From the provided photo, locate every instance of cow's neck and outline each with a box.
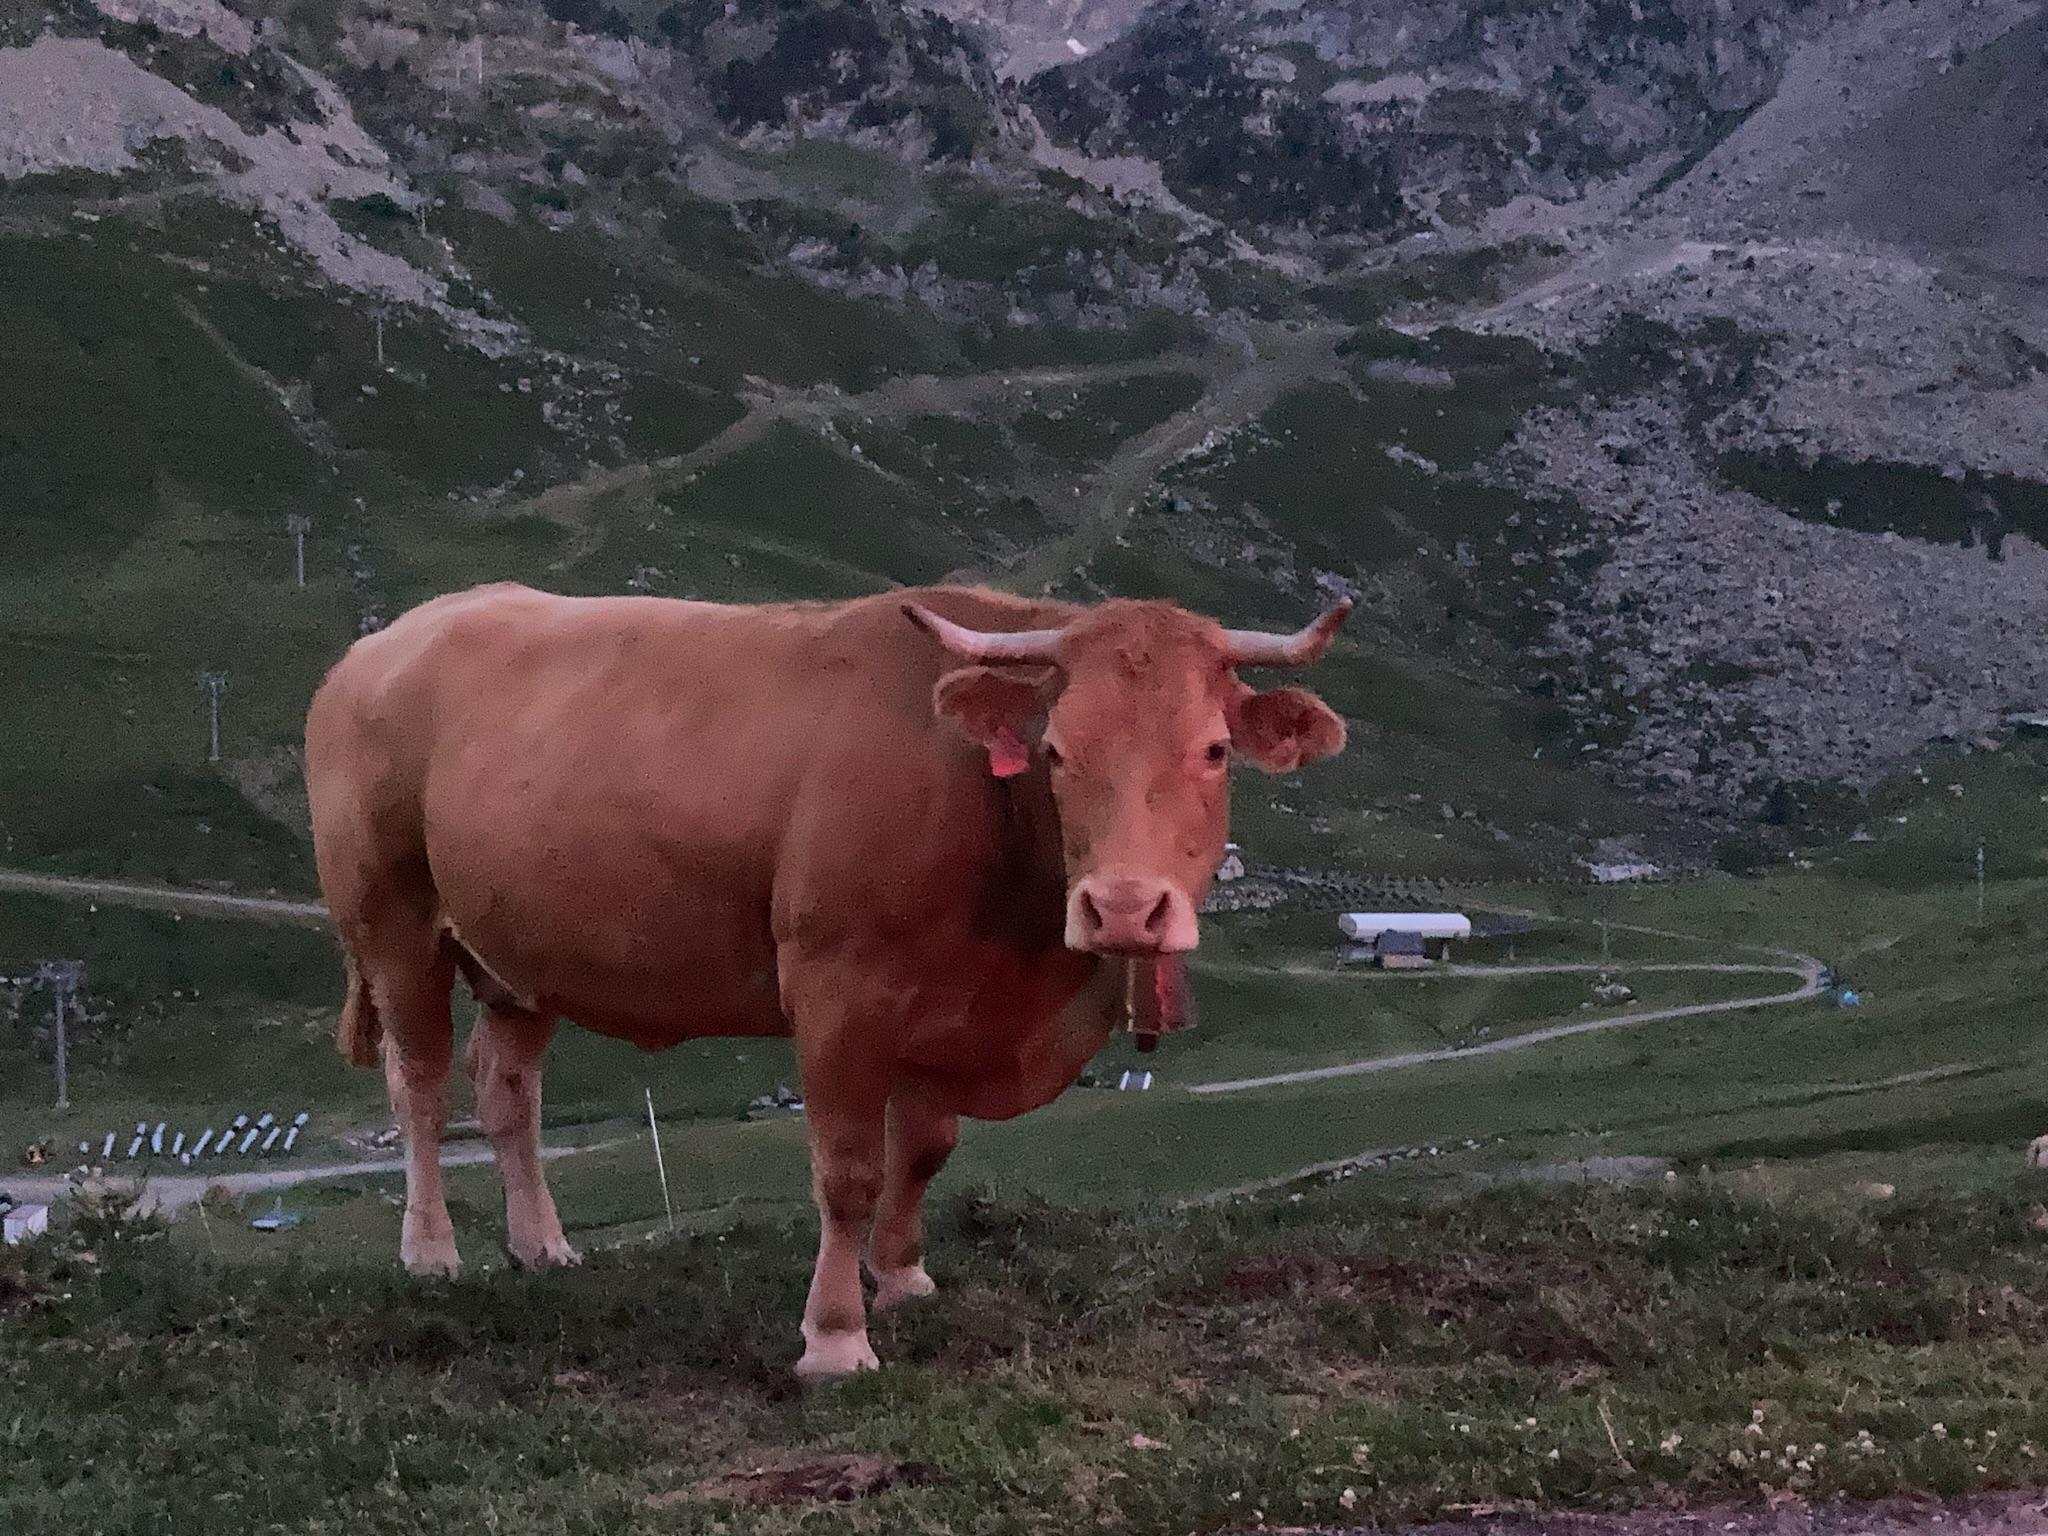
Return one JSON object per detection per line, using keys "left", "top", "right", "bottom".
{"left": 981, "top": 764, "right": 1072, "bottom": 953}
{"left": 992, "top": 767, "right": 1126, "bottom": 1017}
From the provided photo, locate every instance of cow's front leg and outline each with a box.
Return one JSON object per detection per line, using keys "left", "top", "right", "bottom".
{"left": 868, "top": 1087, "right": 959, "bottom": 1310}
{"left": 794, "top": 1053, "right": 891, "bottom": 1379}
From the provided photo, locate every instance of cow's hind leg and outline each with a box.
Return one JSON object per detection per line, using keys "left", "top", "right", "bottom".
{"left": 868, "top": 1088, "right": 958, "bottom": 1311}
{"left": 375, "top": 957, "right": 461, "bottom": 1278}
{"left": 467, "top": 1007, "right": 578, "bottom": 1269}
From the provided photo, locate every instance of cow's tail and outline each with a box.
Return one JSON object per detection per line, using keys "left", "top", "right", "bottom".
{"left": 338, "top": 949, "right": 383, "bottom": 1068}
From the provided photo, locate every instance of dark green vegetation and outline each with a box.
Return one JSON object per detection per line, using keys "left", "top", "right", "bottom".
{"left": 1722, "top": 450, "right": 2048, "bottom": 556}
{"left": 11, "top": 1167, "right": 2048, "bottom": 1535}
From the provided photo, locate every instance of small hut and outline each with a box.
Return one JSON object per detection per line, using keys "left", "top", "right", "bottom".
{"left": 1337, "top": 913, "right": 1472, "bottom": 944}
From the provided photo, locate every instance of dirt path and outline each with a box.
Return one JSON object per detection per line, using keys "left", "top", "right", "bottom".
{"left": 503, "top": 319, "right": 1350, "bottom": 593}
{"left": 1439, "top": 960, "right": 1803, "bottom": 979}
{"left": 1187, "top": 956, "right": 1824, "bottom": 1095}
{"left": 0, "top": 868, "right": 328, "bottom": 925}
{"left": 1012, "top": 319, "right": 1350, "bottom": 590}
{"left": 1209, "top": 959, "right": 1806, "bottom": 983}
{"left": 506, "top": 352, "right": 1221, "bottom": 569}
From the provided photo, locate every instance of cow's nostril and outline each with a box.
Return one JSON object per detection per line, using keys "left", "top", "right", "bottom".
{"left": 1144, "top": 890, "right": 1173, "bottom": 934}
{"left": 1078, "top": 889, "right": 1102, "bottom": 932}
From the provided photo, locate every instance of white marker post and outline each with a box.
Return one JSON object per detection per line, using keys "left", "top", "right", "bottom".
{"left": 645, "top": 1088, "right": 675, "bottom": 1232}
{"left": 198, "top": 670, "right": 230, "bottom": 764}
{"left": 287, "top": 514, "right": 310, "bottom": 588}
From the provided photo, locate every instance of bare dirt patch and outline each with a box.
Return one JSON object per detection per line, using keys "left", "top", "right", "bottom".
{"left": 650, "top": 1453, "right": 940, "bottom": 1508}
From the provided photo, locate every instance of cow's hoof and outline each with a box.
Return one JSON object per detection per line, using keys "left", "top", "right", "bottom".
{"left": 511, "top": 1234, "right": 582, "bottom": 1269}
{"left": 401, "top": 1214, "right": 461, "bottom": 1277}
{"left": 403, "top": 1244, "right": 462, "bottom": 1280}
{"left": 871, "top": 1264, "right": 937, "bottom": 1311}
{"left": 795, "top": 1329, "right": 880, "bottom": 1380}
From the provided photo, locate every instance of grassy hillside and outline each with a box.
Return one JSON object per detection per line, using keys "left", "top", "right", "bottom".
{"left": 10, "top": 1164, "right": 2048, "bottom": 1534}
{"left": 14, "top": 844, "right": 2048, "bottom": 1532}
{"left": 0, "top": 179, "right": 1675, "bottom": 893}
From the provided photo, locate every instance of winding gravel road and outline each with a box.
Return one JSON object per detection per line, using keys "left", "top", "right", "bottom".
{"left": 1187, "top": 956, "right": 1825, "bottom": 1095}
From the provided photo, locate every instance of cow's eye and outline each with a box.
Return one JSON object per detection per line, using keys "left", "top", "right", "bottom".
{"left": 1205, "top": 740, "right": 1231, "bottom": 766}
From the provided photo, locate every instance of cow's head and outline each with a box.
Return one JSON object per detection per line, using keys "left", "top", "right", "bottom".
{"left": 905, "top": 596, "right": 1350, "bottom": 956}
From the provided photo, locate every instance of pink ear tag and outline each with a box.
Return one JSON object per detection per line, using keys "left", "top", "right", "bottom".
{"left": 988, "top": 727, "right": 1031, "bottom": 778}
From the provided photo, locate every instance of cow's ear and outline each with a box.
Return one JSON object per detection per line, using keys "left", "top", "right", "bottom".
{"left": 1229, "top": 686, "right": 1347, "bottom": 774}
{"left": 933, "top": 666, "right": 1057, "bottom": 778}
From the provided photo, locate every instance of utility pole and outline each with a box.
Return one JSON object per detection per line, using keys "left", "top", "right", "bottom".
{"left": 373, "top": 306, "right": 386, "bottom": 369}
{"left": 287, "top": 514, "right": 310, "bottom": 588}
{"left": 1977, "top": 842, "right": 1986, "bottom": 920}
{"left": 198, "top": 670, "right": 229, "bottom": 764}
{"left": 33, "top": 960, "right": 81, "bottom": 1109}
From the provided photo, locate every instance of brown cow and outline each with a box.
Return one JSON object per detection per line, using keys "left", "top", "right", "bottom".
{"left": 304, "top": 582, "right": 1348, "bottom": 1376}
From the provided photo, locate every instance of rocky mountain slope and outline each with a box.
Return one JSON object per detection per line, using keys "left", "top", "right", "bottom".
{"left": 0, "top": 0, "right": 2042, "bottom": 883}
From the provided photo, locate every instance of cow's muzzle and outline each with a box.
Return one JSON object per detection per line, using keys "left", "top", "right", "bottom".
{"left": 1065, "top": 873, "right": 1199, "bottom": 955}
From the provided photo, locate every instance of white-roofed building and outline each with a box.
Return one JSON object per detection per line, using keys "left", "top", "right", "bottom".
{"left": 1337, "top": 912, "right": 1472, "bottom": 943}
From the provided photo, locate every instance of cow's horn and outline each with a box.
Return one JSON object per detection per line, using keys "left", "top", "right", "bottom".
{"left": 902, "top": 603, "right": 1065, "bottom": 664}
{"left": 1220, "top": 597, "right": 1354, "bottom": 667}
